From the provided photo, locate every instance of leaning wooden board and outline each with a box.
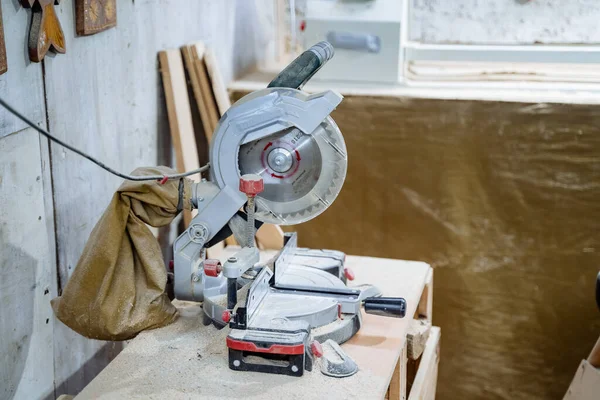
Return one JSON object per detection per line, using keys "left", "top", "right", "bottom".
{"left": 181, "top": 42, "right": 219, "bottom": 141}
{"left": 75, "top": 252, "right": 434, "bottom": 400}
{"left": 158, "top": 49, "right": 200, "bottom": 227}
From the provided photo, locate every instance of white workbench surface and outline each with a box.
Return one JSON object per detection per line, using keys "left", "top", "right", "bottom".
{"left": 75, "top": 251, "right": 431, "bottom": 400}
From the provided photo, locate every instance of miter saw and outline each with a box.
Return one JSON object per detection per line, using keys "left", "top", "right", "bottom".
{"left": 172, "top": 42, "right": 406, "bottom": 377}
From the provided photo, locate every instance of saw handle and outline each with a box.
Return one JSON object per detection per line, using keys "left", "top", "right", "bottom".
{"left": 364, "top": 297, "right": 407, "bottom": 318}
{"left": 267, "top": 41, "right": 334, "bottom": 89}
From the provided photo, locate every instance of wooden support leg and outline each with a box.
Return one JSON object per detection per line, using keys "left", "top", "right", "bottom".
{"left": 408, "top": 327, "right": 441, "bottom": 400}
{"left": 388, "top": 342, "right": 408, "bottom": 400}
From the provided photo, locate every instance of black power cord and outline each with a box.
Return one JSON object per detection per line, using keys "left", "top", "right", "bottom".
{"left": 0, "top": 97, "right": 209, "bottom": 182}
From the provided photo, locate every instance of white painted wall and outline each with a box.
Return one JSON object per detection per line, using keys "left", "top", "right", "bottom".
{"left": 410, "top": 0, "right": 600, "bottom": 45}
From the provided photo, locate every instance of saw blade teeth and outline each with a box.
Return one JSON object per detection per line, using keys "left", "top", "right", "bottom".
{"left": 237, "top": 112, "right": 346, "bottom": 225}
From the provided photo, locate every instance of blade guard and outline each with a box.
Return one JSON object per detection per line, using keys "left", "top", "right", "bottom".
{"left": 209, "top": 88, "right": 347, "bottom": 225}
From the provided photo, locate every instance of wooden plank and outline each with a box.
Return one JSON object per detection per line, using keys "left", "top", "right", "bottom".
{"left": 76, "top": 254, "right": 432, "bottom": 399}
{"left": 190, "top": 43, "right": 220, "bottom": 137}
{"left": 563, "top": 359, "right": 600, "bottom": 400}
{"left": 181, "top": 44, "right": 214, "bottom": 141}
{"left": 408, "top": 327, "right": 440, "bottom": 400}
{"left": 407, "top": 318, "right": 431, "bottom": 360}
{"left": 0, "top": 129, "right": 55, "bottom": 400}
{"left": 204, "top": 47, "right": 232, "bottom": 116}
{"left": 159, "top": 49, "right": 200, "bottom": 177}
{"left": 230, "top": 69, "right": 600, "bottom": 105}
{"left": 159, "top": 49, "right": 201, "bottom": 227}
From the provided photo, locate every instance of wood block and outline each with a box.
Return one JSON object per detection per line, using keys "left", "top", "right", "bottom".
{"left": 75, "top": 0, "right": 117, "bottom": 36}
{"left": 407, "top": 318, "right": 432, "bottom": 360}
{"left": 255, "top": 224, "right": 284, "bottom": 250}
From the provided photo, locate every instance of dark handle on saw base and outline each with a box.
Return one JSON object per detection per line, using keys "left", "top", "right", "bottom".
{"left": 364, "top": 297, "right": 407, "bottom": 318}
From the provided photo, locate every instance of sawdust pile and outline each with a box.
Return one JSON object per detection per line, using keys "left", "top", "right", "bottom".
{"left": 76, "top": 302, "right": 387, "bottom": 400}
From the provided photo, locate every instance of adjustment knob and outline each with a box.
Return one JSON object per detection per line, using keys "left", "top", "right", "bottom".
{"left": 310, "top": 340, "right": 323, "bottom": 358}
{"left": 344, "top": 267, "right": 355, "bottom": 281}
{"left": 239, "top": 174, "right": 264, "bottom": 197}
{"left": 222, "top": 310, "right": 231, "bottom": 323}
{"left": 203, "top": 259, "right": 222, "bottom": 277}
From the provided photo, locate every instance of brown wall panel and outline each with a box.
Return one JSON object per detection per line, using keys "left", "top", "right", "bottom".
{"left": 232, "top": 91, "right": 600, "bottom": 399}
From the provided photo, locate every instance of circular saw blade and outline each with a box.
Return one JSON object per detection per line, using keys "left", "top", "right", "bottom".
{"left": 238, "top": 128, "right": 322, "bottom": 203}
{"left": 238, "top": 117, "right": 347, "bottom": 225}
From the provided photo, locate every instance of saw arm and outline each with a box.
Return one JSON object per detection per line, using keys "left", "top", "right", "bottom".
{"left": 173, "top": 42, "right": 343, "bottom": 302}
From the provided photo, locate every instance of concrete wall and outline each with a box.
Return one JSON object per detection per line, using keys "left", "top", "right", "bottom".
{"left": 410, "top": 0, "right": 600, "bottom": 44}
{"left": 0, "top": 0, "right": 272, "bottom": 398}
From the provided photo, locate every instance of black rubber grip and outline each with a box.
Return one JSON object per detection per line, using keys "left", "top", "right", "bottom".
{"left": 267, "top": 41, "right": 334, "bottom": 89}
{"left": 364, "top": 297, "right": 407, "bottom": 318}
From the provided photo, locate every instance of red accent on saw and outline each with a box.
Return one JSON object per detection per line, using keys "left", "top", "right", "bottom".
{"left": 239, "top": 174, "right": 264, "bottom": 196}
{"left": 226, "top": 337, "right": 305, "bottom": 355}
{"left": 203, "top": 259, "right": 222, "bottom": 277}
{"left": 271, "top": 173, "right": 284, "bottom": 179}
{"left": 264, "top": 142, "right": 273, "bottom": 151}
{"left": 310, "top": 340, "right": 323, "bottom": 358}
{"left": 295, "top": 150, "right": 301, "bottom": 161}
{"left": 222, "top": 310, "right": 231, "bottom": 323}
{"left": 158, "top": 176, "right": 168, "bottom": 185}
{"left": 168, "top": 260, "right": 174, "bottom": 271}
{"left": 344, "top": 267, "right": 355, "bottom": 281}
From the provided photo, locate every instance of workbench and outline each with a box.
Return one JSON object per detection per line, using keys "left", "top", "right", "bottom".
{"left": 75, "top": 250, "right": 438, "bottom": 400}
